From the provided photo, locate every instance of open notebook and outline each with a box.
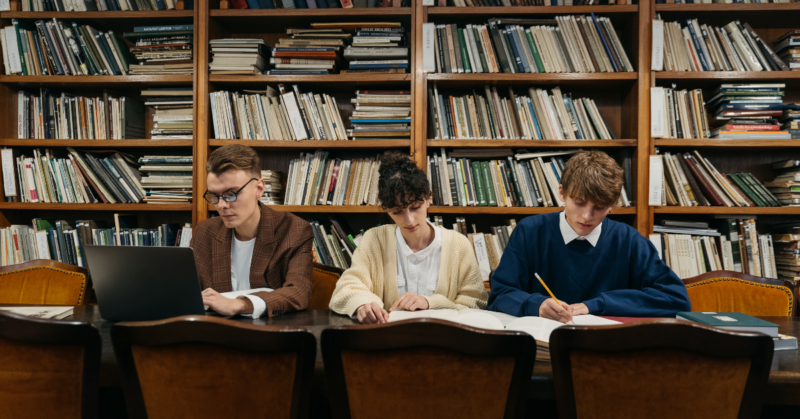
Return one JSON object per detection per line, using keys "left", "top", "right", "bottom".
{"left": 203, "top": 288, "right": 273, "bottom": 311}
{"left": 0, "top": 306, "right": 73, "bottom": 320}
{"left": 388, "top": 309, "right": 621, "bottom": 359}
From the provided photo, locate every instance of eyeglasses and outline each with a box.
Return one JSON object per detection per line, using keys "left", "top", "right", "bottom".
{"left": 203, "top": 178, "right": 259, "bottom": 205}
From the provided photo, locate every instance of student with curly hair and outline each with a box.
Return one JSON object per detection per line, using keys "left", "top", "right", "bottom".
{"left": 329, "top": 152, "right": 488, "bottom": 324}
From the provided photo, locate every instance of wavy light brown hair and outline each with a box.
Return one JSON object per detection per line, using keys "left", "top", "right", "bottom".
{"left": 377, "top": 151, "right": 431, "bottom": 210}
{"left": 206, "top": 144, "right": 261, "bottom": 178}
{"left": 560, "top": 150, "right": 623, "bottom": 208}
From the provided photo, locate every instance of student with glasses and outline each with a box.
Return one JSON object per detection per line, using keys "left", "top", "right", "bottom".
{"left": 191, "top": 144, "right": 315, "bottom": 318}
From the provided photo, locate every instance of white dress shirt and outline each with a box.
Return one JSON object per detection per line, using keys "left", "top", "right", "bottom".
{"left": 559, "top": 211, "right": 602, "bottom": 247}
{"left": 396, "top": 220, "right": 442, "bottom": 296}
{"left": 231, "top": 235, "right": 267, "bottom": 318}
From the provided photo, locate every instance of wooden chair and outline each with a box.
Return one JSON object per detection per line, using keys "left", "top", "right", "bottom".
{"left": 308, "top": 262, "right": 344, "bottom": 310}
{"left": 0, "top": 309, "right": 101, "bottom": 419}
{"left": 683, "top": 270, "right": 797, "bottom": 316}
{"left": 111, "top": 315, "right": 316, "bottom": 419}
{"left": 550, "top": 319, "right": 774, "bottom": 419}
{"left": 0, "top": 259, "right": 91, "bottom": 305}
{"left": 322, "top": 319, "right": 536, "bottom": 419}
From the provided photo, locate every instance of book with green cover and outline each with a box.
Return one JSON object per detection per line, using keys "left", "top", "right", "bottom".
{"left": 458, "top": 30, "right": 471, "bottom": 74}
{"left": 481, "top": 161, "right": 497, "bottom": 206}
{"left": 506, "top": 156, "right": 525, "bottom": 206}
{"left": 677, "top": 312, "right": 779, "bottom": 337}
{"left": 743, "top": 172, "right": 781, "bottom": 206}
{"left": 728, "top": 173, "right": 765, "bottom": 207}
{"left": 471, "top": 161, "right": 487, "bottom": 206}
{"left": 524, "top": 29, "right": 544, "bottom": 73}
{"left": 472, "top": 27, "right": 489, "bottom": 73}
{"left": 449, "top": 24, "right": 463, "bottom": 73}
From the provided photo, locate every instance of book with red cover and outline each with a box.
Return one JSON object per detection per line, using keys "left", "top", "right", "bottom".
{"left": 232, "top": 0, "right": 248, "bottom": 8}
{"left": 721, "top": 124, "right": 780, "bottom": 131}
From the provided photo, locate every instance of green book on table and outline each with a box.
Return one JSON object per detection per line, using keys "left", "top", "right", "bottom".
{"left": 677, "top": 312, "right": 779, "bottom": 337}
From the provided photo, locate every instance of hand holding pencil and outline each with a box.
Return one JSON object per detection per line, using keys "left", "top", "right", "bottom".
{"left": 535, "top": 273, "right": 574, "bottom": 324}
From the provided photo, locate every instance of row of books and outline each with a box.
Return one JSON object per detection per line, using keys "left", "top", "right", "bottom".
{"left": 424, "top": 16, "right": 633, "bottom": 74}
{"left": 9, "top": 148, "right": 146, "bottom": 204}
{"left": 350, "top": 90, "right": 410, "bottom": 140}
{"left": 227, "top": 0, "right": 407, "bottom": 9}
{"left": 650, "top": 87, "right": 709, "bottom": 139}
{"left": 13, "top": 0, "right": 191, "bottom": 11}
{"left": 0, "top": 217, "right": 192, "bottom": 269}
{"left": 651, "top": 18, "right": 789, "bottom": 72}
{"left": 430, "top": 85, "right": 616, "bottom": 141}
{"left": 655, "top": 150, "right": 780, "bottom": 207}
{"left": 144, "top": 87, "right": 194, "bottom": 139}
{"left": 650, "top": 219, "right": 777, "bottom": 280}
{"left": 309, "top": 217, "right": 363, "bottom": 270}
{"left": 0, "top": 19, "right": 133, "bottom": 76}
{"left": 437, "top": 216, "right": 517, "bottom": 281}
{"left": 445, "top": 0, "right": 630, "bottom": 6}
{"left": 283, "top": 151, "right": 381, "bottom": 206}
{"left": 127, "top": 25, "right": 193, "bottom": 75}
{"left": 17, "top": 89, "right": 145, "bottom": 140}
{"left": 138, "top": 155, "right": 192, "bottom": 204}
{"left": 260, "top": 170, "right": 282, "bottom": 205}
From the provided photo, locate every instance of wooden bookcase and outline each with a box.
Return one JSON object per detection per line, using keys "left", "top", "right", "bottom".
{"left": 0, "top": 0, "right": 797, "bottom": 239}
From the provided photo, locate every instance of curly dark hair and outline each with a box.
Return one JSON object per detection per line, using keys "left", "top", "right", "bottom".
{"left": 377, "top": 151, "right": 432, "bottom": 210}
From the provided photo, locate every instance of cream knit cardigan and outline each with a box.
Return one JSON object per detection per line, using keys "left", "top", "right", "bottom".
{"left": 329, "top": 224, "right": 489, "bottom": 316}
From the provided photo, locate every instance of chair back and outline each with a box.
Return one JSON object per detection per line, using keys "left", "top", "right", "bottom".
{"left": 322, "top": 319, "right": 536, "bottom": 419}
{"left": 0, "top": 260, "right": 91, "bottom": 305}
{"left": 0, "top": 309, "right": 100, "bottom": 419}
{"left": 308, "top": 262, "right": 344, "bottom": 310}
{"left": 550, "top": 319, "right": 774, "bottom": 419}
{"left": 684, "top": 270, "right": 797, "bottom": 316}
{"left": 111, "top": 316, "right": 316, "bottom": 419}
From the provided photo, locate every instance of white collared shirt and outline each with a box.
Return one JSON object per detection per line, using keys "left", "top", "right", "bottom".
{"left": 559, "top": 211, "right": 602, "bottom": 247}
{"left": 231, "top": 234, "right": 267, "bottom": 318}
{"left": 396, "top": 220, "right": 442, "bottom": 296}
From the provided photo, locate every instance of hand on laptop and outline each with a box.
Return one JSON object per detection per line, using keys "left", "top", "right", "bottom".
{"left": 202, "top": 288, "right": 252, "bottom": 317}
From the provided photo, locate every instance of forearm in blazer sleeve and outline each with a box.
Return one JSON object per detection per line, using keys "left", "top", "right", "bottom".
{"left": 254, "top": 234, "right": 314, "bottom": 317}
{"left": 328, "top": 234, "right": 384, "bottom": 316}
{"left": 426, "top": 246, "right": 489, "bottom": 310}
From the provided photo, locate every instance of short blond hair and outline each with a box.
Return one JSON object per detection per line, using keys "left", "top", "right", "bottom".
{"left": 207, "top": 144, "right": 260, "bottom": 178}
{"left": 560, "top": 150, "right": 623, "bottom": 208}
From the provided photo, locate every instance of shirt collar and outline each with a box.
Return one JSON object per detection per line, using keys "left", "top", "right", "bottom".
{"left": 559, "top": 211, "right": 602, "bottom": 247}
{"left": 396, "top": 220, "right": 441, "bottom": 260}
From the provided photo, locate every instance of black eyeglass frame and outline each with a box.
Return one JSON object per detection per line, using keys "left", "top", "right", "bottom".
{"left": 203, "top": 178, "right": 260, "bottom": 205}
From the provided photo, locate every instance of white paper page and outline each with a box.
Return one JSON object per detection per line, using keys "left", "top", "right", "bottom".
{"left": 459, "top": 308, "right": 519, "bottom": 327}
{"left": 388, "top": 309, "right": 505, "bottom": 330}
{"left": 0, "top": 306, "right": 72, "bottom": 319}
{"left": 450, "top": 312, "right": 505, "bottom": 330}
{"left": 388, "top": 309, "right": 459, "bottom": 322}
{"left": 204, "top": 287, "right": 273, "bottom": 310}
{"left": 506, "top": 315, "right": 621, "bottom": 343}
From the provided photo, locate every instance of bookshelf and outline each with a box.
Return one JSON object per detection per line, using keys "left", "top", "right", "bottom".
{"left": 1, "top": 0, "right": 798, "bottom": 247}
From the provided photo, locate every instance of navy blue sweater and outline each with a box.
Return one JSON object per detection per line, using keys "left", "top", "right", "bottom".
{"left": 488, "top": 212, "right": 691, "bottom": 317}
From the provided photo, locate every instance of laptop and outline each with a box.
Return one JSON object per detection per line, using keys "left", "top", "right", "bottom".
{"left": 84, "top": 245, "right": 206, "bottom": 321}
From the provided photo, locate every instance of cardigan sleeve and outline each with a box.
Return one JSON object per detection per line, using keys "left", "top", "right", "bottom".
{"left": 328, "top": 230, "right": 385, "bottom": 317}
{"left": 425, "top": 236, "right": 489, "bottom": 310}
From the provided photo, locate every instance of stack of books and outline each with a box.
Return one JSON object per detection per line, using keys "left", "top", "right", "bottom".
{"left": 7, "top": 148, "right": 145, "bottom": 204}
{"left": 766, "top": 159, "right": 800, "bottom": 206}
{"left": 775, "top": 29, "right": 799, "bottom": 70}
{"left": 780, "top": 104, "right": 800, "bottom": 137}
{"left": 16, "top": 0, "right": 191, "bottom": 10}
{"left": 425, "top": 15, "right": 633, "bottom": 74}
{"left": 260, "top": 170, "right": 282, "bottom": 205}
{"left": 707, "top": 84, "right": 787, "bottom": 139}
{"left": 283, "top": 151, "right": 381, "bottom": 206}
{"left": 125, "top": 24, "right": 194, "bottom": 75}
{"left": 771, "top": 221, "right": 800, "bottom": 282}
{"left": 308, "top": 217, "right": 359, "bottom": 270}
{"left": 138, "top": 155, "right": 193, "bottom": 204}
{"left": 430, "top": 84, "right": 616, "bottom": 140}
{"left": 16, "top": 89, "right": 145, "bottom": 139}
{"left": 266, "top": 27, "right": 350, "bottom": 75}
{"left": 349, "top": 90, "right": 411, "bottom": 140}
{"left": 343, "top": 23, "right": 408, "bottom": 74}
{"left": 345, "top": 25, "right": 408, "bottom": 73}
{"left": 650, "top": 86, "right": 710, "bottom": 139}
{"left": 209, "top": 39, "right": 270, "bottom": 75}
{"left": 0, "top": 20, "right": 133, "bottom": 76}
{"left": 656, "top": 150, "right": 780, "bottom": 207}
{"left": 652, "top": 18, "right": 787, "bottom": 72}
{"left": 143, "top": 87, "right": 194, "bottom": 139}
{"left": 651, "top": 218, "right": 777, "bottom": 280}
{"left": 210, "top": 85, "right": 347, "bottom": 140}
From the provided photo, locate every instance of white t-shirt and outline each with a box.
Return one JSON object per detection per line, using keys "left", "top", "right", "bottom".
{"left": 231, "top": 234, "right": 267, "bottom": 318}
{"left": 396, "top": 220, "right": 442, "bottom": 297}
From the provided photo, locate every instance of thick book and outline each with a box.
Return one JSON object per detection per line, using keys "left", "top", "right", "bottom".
{"left": 677, "top": 312, "right": 779, "bottom": 337}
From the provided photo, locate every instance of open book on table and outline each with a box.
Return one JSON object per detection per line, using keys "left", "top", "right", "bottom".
{"left": 388, "top": 309, "right": 621, "bottom": 359}
{"left": 0, "top": 306, "right": 74, "bottom": 320}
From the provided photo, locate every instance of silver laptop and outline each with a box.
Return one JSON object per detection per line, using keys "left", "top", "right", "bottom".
{"left": 84, "top": 245, "right": 206, "bottom": 321}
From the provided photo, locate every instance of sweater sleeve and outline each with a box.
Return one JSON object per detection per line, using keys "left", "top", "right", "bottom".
{"left": 487, "top": 222, "right": 549, "bottom": 317}
{"left": 328, "top": 230, "right": 385, "bottom": 317}
{"left": 425, "top": 237, "right": 489, "bottom": 310}
{"left": 581, "top": 233, "right": 692, "bottom": 317}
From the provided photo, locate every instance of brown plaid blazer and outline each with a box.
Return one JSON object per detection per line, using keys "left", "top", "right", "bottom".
{"left": 190, "top": 203, "right": 314, "bottom": 317}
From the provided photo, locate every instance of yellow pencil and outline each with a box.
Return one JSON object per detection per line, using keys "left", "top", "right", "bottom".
{"left": 535, "top": 273, "right": 573, "bottom": 324}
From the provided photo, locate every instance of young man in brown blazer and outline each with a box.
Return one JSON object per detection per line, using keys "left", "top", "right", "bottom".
{"left": 192, "top": 144, "right": 314, "bottom": 318}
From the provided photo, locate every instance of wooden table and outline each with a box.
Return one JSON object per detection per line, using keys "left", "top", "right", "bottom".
{"left": 60, "top": 307, "right": 800, "bottom": 406}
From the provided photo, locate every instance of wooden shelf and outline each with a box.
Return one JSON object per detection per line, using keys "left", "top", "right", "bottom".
{"left": 653, "top": 207, "right": 798, "bottom": 215}
{"left": 210, "top": 140, "right": 410, "bottom": 149}
{"left": 655, "top": 4, "right": 800, "bottom": 12}
{"left": 209, "top": 74, "right": 411, "bottom": 85}
{"left": 428, "top": 139, "right": 636, "bottom": 148}
{"left": 0, "top": 139, "right": 193, "bottom": 147}
{"left": 427, "top": 72, "right": 637, "bottom": 87}
{"left": 0, "top": 75, "right": 193, "bottom": 86}
{"left": 427, "top": 5, "right": 638, "bottom": 15}
{"left": 429, "top": 206, "right": 636, "bottom": 215}
{"left": 654, "top": 139, "right": 800, "bottom": 148}
{"left": 0, "top": 203, "right": 192, "bottom": 211}
{"left": 263, "top": 205, "right": 384, "bottom": 213}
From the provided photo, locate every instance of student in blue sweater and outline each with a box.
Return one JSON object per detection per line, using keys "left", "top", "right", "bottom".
{"left": 488, "top": 150, "right": 691, "bottom": 322}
